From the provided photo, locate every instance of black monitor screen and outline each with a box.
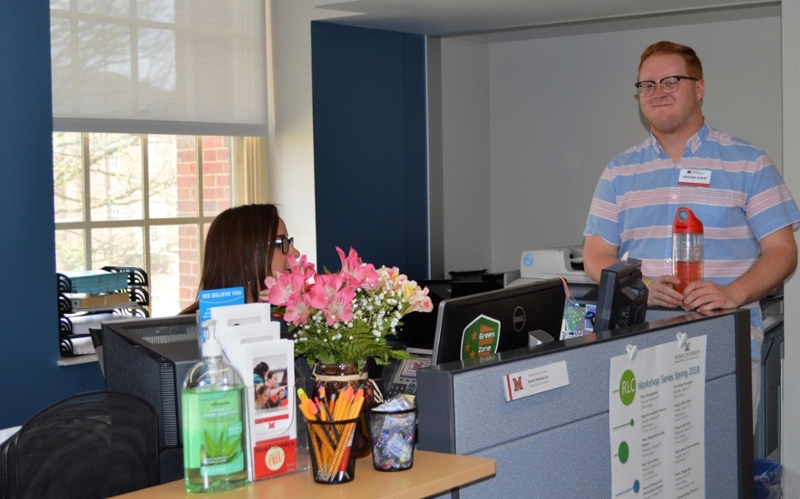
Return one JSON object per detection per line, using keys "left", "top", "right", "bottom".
{"left": 431, "top": 279, "right": 565, "bottom": 365}
{"left": 594, "top": 258, "right": 648, "bottom": 333}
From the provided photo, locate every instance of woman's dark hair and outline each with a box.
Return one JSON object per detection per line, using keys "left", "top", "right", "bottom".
{"left": 253, "top": 362, "right": 270, "bottom": 380}
{"left": 181, "top": 204, "right": 280, "bottom": 314}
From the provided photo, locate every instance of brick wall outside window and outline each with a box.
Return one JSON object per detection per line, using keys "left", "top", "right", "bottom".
{"left": 176, "top": 136, "right": 231, "bottom": 310}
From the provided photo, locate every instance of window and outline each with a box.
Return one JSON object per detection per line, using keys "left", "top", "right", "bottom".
{"left": 49, "top": 0, "right": 269, "bottom": 318}
{"left": 54, "top": 132, "right": 237, "bottom": 317}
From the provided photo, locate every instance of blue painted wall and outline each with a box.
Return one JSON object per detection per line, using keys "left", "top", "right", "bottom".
{"left": 0, "top": 1, "right": 104, "bottom": 429}
{"left": 311, "top": 22, "right": 429, "bottom": 280}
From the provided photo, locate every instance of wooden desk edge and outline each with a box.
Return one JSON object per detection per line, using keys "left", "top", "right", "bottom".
{"left": 113, "top": 451, "right": 495, "bottom": 499}
{"left": 382, "top": 451, "right": 496, "bottom": 499}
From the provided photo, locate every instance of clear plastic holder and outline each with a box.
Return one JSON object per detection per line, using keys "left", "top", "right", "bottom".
{"left": 558, "top": 276, "right": 588, "bottom": 340}
{"left": 293, "top": 375, "right": 311, "bottom": 473}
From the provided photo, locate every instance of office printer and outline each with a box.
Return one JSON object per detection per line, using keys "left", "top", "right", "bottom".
{"left": 511, "top": 246, "right": 597, "bottom": 300}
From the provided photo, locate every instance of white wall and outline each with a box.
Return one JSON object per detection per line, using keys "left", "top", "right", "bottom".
{"left": 781, "top": 0, "right": 800, "bottom": 496}
{"left": 266, "top": 1, "right": 350, "bottom": 265}
{"left": 440, "top": 38, "right": 492, "bottom": 275}
{"left": 442, "top": 14, "right": 782, "bottom": 274}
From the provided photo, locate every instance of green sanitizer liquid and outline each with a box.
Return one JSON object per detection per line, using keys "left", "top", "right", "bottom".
{"left": 182, "top": 320, "right": 249, "bottom": 493}
{"left": 182, "top": 384, "right": 248, "bottom": 492}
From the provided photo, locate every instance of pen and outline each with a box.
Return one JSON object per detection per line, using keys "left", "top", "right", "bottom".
{"left": 318, "top": 387, "right": 335, "bottom": 421}
{"left": 328, "top": 392, "right": 336, "bottom": 417}
{"left": 297, "top": 388, "right": 310, "bottom": 405}
{"left": 333, "top": 386, "right": 352, "bottom": 421}
{"left": 346, "top": 386, "right": 365, "bottom": 419}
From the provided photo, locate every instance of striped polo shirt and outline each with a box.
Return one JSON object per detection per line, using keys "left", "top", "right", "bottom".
{"left": 584, "top": 121, "right": 800, "bottom": 345}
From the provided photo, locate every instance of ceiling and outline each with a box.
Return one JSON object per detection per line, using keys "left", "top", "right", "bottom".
{"left": 314, "top": 0, "right": 779, "bottom": 41}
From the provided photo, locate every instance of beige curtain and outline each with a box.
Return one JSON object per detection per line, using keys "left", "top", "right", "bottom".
{"left": 232, "top": 137, "right": 270, "bottom": 205}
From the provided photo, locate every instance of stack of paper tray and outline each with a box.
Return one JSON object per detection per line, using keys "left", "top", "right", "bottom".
{"left": 58, "top": 270, "right": 130, "bottom": 294}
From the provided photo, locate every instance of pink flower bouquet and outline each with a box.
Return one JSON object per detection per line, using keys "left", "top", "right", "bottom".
{"left": 260, "top": 247, "right": 433, "bottom": 365}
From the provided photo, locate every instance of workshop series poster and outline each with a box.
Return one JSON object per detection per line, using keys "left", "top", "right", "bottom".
{"left": 609, "top": 335, "right": 707, "bottom": 499}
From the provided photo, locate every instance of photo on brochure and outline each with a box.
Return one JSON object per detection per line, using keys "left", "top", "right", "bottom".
{"left": 252, "top": 354, "right": 290, "bottom": 414}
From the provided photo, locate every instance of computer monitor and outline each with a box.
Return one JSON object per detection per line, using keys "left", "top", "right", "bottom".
{"left": 395, "top": 278, "right": 502, "bottom": 351}
{"left": 101, "top": 314, "right": 200, "bottom": 484}
{"left": 431, "top": 279, "right": 565, "bottom": 365}
{"left": 593, "top": 258, "right": 648, "bottom": 333}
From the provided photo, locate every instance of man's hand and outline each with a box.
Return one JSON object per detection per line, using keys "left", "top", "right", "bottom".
{"left": 646, "top": 275, "right": 683, "bottom": 308}
{"left": 681, "top": 280, "right": 745, "bottom": 312}
{"left": 681, "top": 226, "right": 797, "bottom": 312}
{"left": 646, "top": 275, "right": 737, "bottom": 311}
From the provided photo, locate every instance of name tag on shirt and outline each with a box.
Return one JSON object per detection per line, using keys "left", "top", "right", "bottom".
{"left": 678, "top": 168, "right": 711, "bottom": 187}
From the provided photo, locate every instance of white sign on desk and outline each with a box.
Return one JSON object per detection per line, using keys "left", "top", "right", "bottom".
{"left": 608, "top": 335, "right": 706, "bottom": 499}
{"left": 503, "top": 360, "right": 570, "bottom": 402}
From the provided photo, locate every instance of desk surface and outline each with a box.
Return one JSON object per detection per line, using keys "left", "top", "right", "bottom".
{"left": 114, "top": 451, "right": 495, "bottom": 499}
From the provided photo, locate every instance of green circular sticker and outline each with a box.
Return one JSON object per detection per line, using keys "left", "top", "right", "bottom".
{"left": 619, "top": 369, "right": 636, "bottom": 406}
{"left": 618, "top": 441, "right": 629, "bottom": 464}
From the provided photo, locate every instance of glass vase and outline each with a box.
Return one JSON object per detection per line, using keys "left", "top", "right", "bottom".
{"left": 312, "top": 363, "right": 378, "bottom": 459}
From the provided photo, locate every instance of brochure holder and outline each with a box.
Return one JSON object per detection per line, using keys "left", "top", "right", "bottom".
{"left": 210, "top": 302, "right": 309, "bottom": 481}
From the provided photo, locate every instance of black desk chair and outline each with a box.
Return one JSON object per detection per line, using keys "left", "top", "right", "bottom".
{"left": 0, "top": 391, "right": 159, "bottom": 499}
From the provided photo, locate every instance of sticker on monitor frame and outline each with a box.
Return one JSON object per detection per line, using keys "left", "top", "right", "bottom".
{"left": 461, "top": 315, "right": 501, "bottom": 360}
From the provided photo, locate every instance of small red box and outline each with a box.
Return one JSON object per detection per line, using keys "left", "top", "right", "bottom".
{"left": 253, "top": 437, "right": 298, "bottom": 480}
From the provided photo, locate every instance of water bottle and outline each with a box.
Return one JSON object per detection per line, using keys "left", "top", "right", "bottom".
{"left": 672, "top": 207, "right": 704, "bottom": 294}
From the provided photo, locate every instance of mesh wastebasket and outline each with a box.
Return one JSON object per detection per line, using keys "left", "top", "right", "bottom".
{"left": 367, "top": 407, "right": 417, "bottom": 471}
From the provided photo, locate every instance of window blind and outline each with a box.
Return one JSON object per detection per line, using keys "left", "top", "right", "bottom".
{"left": 50, "top": 0, "right": 267, "bottom": 137}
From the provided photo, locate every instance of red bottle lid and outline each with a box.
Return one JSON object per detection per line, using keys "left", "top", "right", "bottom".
{"left": 672, "top": 207, "right": 703, "bottom": 234}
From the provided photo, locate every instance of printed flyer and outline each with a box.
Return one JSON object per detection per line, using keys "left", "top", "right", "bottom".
{"left": 609, "top": 335, "right": 707, "bottom": 499}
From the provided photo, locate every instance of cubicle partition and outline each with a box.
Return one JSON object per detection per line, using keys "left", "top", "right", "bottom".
{"left": 417, "top": 309, "right": 752, "bottom": 499}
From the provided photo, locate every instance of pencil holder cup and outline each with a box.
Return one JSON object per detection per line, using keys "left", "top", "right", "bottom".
{"left": 305, "top": 417, "right": 359, "bottom": 484}
{"left": 367, "top": 407, "right": 417, "bottom": 471}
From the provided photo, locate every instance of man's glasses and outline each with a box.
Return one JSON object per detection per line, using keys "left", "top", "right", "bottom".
{"left": 272, "top": 236, "right": 294, "bottom": 254}
{"left": 635, "top": 75, "right": 698, "bottom": 97}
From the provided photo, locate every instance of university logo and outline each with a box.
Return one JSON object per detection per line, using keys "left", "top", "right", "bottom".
{"left": 512, "top": 376, "right": 523, "bottom": 392}
{"left": 460, "top": 315, "right": 501, "bottom": 360}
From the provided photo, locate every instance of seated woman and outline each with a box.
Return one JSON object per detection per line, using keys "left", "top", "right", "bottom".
{"left": 180, "top": 203, "right": 314, "bottom": 393}
{"left": 181, "top": 203, "right": 299, "bottom": 315}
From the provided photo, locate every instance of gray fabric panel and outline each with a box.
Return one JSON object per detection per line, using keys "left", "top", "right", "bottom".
{"left": 452, "top": 315, "right": 736, "bottom": 454}
{"left": 456, "top": 375, "right": 737, "bottom": 499}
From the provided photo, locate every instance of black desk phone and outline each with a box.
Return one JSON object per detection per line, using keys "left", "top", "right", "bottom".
{"left": 384, "top": 348, "right": 432, "bottom": 398}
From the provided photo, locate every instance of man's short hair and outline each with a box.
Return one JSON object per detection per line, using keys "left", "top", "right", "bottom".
{"left": 639, "top": 41, "right": 703, "bottom": 80}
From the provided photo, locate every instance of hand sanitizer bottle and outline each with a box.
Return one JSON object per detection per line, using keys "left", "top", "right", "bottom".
{"left": 182, "top": 320, "right": 248, "bottom": 492}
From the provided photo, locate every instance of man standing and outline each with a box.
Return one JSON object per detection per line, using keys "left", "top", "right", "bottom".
{"left": 583, "top": 41, "right": 799, "bottom": 422}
